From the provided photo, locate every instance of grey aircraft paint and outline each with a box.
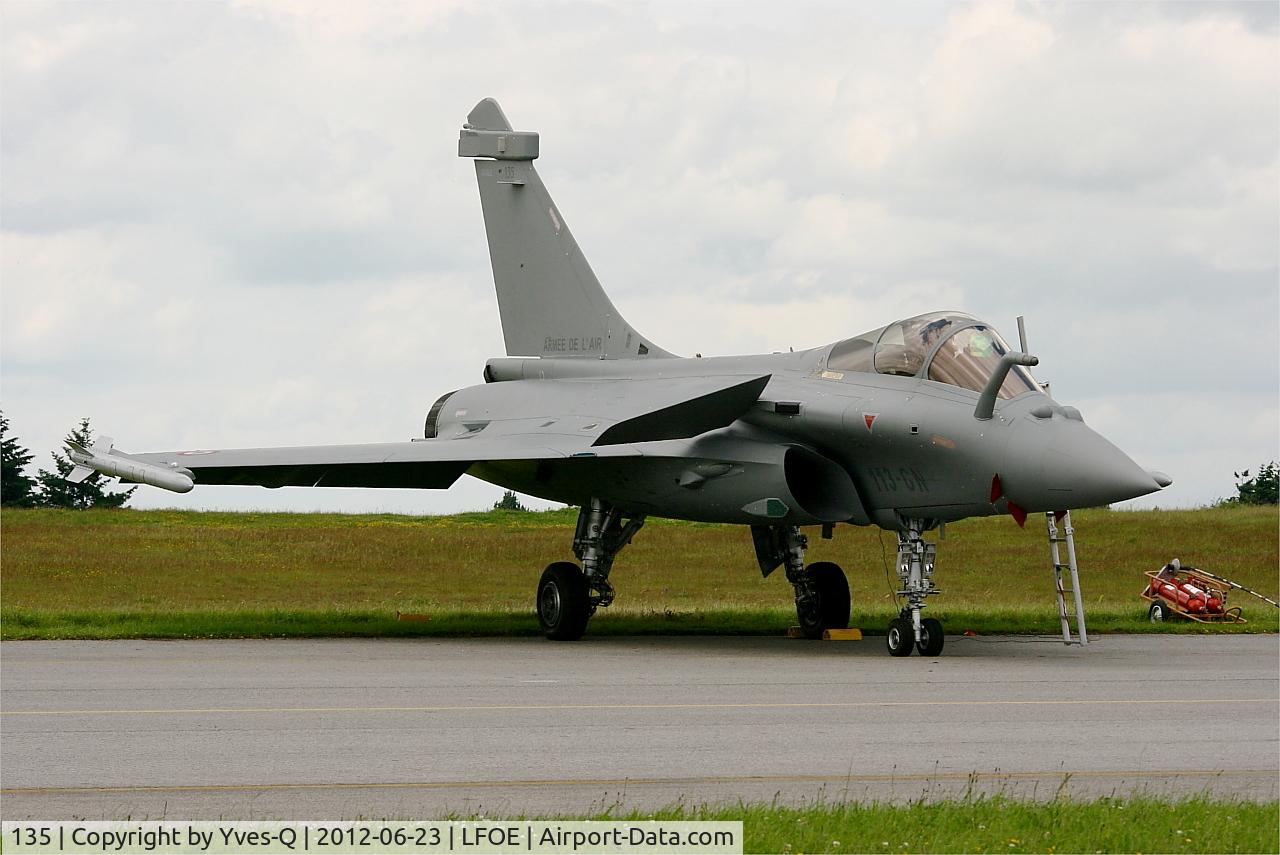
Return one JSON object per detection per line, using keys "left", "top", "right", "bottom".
{"left": 460, "top": 98, "right": 672, "bottom": 360}
{"left": 68, "top": 99, "right": 1169, "bottom": 653}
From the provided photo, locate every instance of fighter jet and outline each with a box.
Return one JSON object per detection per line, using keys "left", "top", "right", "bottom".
{"left": 68, "top": 98, "right": 1171, "bottom": 655}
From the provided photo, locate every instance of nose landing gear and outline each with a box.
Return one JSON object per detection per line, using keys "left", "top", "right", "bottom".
{"left": 887, "top": 519, "right": 945, "bottom": 656}
{"left": 886, "top": 613, "right": 941, "bottom": 656}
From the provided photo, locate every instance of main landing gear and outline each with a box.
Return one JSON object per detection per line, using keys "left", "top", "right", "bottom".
{"left": 536, "top": 498, "right": 646, "bottom": 640}
{"left": 887, "top": 519, "right": 944, "bottom": 657}
{"left": 752, "top": 525, "right": 851, "bottom": 639}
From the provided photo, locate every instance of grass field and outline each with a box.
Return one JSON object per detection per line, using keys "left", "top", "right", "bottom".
{"left": 626, "top": 797, "right": 1279, "bottom": 854}
{"left": 1, "top": 505, "right": 1276, "bottom": 639}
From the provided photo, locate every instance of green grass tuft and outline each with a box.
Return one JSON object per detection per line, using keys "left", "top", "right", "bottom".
{"left": 624, "top": 796, "right": 1280, "bottom": 854}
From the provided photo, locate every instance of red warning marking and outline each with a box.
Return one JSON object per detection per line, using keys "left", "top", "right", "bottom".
{"left": 989, "top": 474, "right": 1003, "bottom": 503}
{"left": 863, "top": 413, "right": 878, "bottom": 431}
{"left": 1008, "top": 500, "right": 1028, "bottom": 527}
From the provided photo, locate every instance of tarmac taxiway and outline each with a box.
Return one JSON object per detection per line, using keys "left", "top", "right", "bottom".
{"left": 2, "top": 634, "right": 1276, "bottom": 818}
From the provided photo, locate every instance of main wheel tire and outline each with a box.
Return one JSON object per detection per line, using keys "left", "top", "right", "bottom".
{"left": 886, "top": 617, "right": 914, "bottom": 657}
{"left": 537, "top": 562, "right": 591, "bottom": 641}
{"left": 916, "top": 617, "right": 944, "bottom": 656}
{"left": 796, "top": 561, "right": 851, "bottom": 639}
{"left": 1148, "top": 600, "right": 1168, "bottom": 623}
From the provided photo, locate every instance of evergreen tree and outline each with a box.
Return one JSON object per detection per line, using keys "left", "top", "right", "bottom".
{"left": 0, "top": 410, "right": 39, "bottom": 507}
{"left": 493, "top": 490, "right": 528, "bottom": 512}
{"left": 1230, "top": 463, "right": 1279, "bottom": 506}
{"left": 35, "top": 418, "right": 136, "bottom": 509}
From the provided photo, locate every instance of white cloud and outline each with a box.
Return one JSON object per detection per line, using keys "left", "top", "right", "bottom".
{"left": 2, "top": 0, "right": 1276, "bottom": 514}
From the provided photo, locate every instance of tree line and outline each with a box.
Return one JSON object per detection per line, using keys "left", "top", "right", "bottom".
{"left": 1, "top": 412, "right": 134, "bottom": 509}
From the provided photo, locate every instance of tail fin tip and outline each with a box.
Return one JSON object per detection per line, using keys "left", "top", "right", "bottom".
{"left": 467, "top": 98, "right": 513, "bottom": 132}
{"left": 460, "top": 99, "right": 674, "bottom": 361}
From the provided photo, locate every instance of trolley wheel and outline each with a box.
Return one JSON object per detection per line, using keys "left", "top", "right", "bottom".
{"left": 1147, "top": 600, "right": 1169, "bottom": 623}
{"left": 537, "top": 562, "right": 591, "bottom": 641}
{"left": 886, "top": 618, "right": 914, "bottom": 657}
{"left": 916, "top": 617, "right": 944, "bottom": 656}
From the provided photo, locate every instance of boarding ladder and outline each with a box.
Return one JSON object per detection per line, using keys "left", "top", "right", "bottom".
{"left": 1045, "top": 511, "right": 1088, "bottom": 645}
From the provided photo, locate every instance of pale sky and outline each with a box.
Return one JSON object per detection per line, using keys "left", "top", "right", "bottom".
{"left": 2, "top": 0, "right": 1277, "bottom": 514}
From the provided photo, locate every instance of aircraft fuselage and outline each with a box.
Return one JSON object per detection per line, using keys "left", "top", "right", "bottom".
{"left": 448, "top": 333, "right": 1162, "bottom": 530}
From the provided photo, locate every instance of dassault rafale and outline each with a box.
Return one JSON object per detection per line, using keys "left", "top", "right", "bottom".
{"left": 69, "top": 99, "right": 1171, "bottom": 655}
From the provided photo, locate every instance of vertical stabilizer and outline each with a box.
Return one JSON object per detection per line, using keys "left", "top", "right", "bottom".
{"left": 460, "top": 98, "right": 673, "bottom": 359}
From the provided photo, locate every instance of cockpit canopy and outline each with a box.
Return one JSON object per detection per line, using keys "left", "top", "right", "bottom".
{"left": 825, "top": 312, "right": 1038, "bottom": 400}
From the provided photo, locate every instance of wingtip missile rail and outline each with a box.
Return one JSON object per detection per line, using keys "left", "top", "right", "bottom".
{"left": 66, "top": 437, "right": 195, "bottom": 494}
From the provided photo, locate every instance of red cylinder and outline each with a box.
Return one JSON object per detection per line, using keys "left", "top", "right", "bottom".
{"left": 1179, "top": 580, "right": 1207, "bottom": 598}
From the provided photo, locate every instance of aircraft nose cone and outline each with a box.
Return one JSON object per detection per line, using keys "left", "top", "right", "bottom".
{"left": 1004, "top": 417, "right": 1166, "bottom": 511}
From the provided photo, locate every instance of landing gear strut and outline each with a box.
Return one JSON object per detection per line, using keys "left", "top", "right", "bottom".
{"left": 752, "top": 525, "right": 851, "bottom": 639}
{"left": 889, "top": 519, "right": 944, "bottom": 656}
{"left": 536, "top": 498, "right": 645, "bottom": 640}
